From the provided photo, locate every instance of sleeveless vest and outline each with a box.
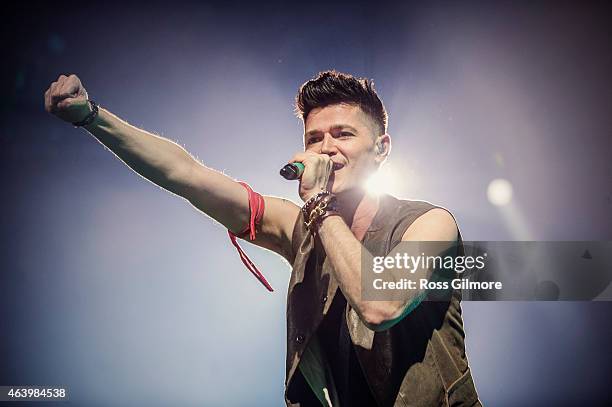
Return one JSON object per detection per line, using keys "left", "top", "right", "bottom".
{"left": 284, "top": 194, "right": 481, "bottom": 406}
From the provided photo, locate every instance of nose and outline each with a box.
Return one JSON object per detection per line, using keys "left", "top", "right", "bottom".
{"left": 320, "top": 133, "right": 337, "bottom": 156}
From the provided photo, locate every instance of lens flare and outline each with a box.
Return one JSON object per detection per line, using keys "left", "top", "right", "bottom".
{"left": 365, "top": 165, "right": 401, "bottom": 196}
{"left": 487, "top": 178, "right": 513, "bottom": 206}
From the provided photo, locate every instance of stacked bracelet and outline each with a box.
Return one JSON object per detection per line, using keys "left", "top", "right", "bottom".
{"left": 72, "top": 100, "right": 99, "bottom": 127}
{"left": 302, "top": 190, "right": 340, "bottom": 232}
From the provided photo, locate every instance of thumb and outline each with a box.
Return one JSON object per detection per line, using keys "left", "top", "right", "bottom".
{"left": 57, "top": 96, "right": 86, "bottom": 110}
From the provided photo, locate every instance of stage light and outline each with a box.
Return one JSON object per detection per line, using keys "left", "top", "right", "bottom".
{"left": 487, "top": 178, "right": 513, "bottom": 206}
{"left": 365, "top": 164, "right": 401, "bottom": 196}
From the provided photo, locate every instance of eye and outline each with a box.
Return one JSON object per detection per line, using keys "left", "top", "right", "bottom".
{"left": 307, "top": 137, "right": 322, "bottom": 145}
{"left": 339, "top": 131, "right": 354, "bottom": 138}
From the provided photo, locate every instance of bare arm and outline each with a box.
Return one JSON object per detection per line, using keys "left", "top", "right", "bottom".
{"left": 318, "top": 208, "right": 458, "bottom": 331}
{"left": 45, "top": 74, "right": 299, "bottom": 260}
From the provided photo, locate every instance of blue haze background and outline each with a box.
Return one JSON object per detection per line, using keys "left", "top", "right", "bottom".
{"left": 2, "top": 1, "right": 611, "bottom": 405}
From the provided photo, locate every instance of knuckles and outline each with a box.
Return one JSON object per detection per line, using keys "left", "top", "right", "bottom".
{"left": 45, "top": 74, "right": 82, "bottom": 114}
{"left": 291, "top": 151, "right": 332, "bottom": 167}
{"left": 316, "top": 154, "right": 331, "bottom": 167}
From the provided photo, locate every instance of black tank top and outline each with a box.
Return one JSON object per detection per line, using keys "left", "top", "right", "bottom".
{"left": 317, "top": 290, "right": 378, "bottom": 406}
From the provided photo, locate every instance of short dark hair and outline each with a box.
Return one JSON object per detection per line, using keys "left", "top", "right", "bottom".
{"left": 295, "top": 70, "right": 388, "bottom": 136}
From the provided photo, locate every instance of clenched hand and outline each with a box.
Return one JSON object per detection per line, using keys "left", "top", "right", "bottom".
{"left": 289, "top": 151, "right": 334, "bottom": 202}
{"left": 44, "top": 74, "right": 91, "bottom": 124}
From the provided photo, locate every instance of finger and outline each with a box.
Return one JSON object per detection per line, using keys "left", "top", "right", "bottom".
{"left": 44, "top": 89, "right": 51, "bottom": 112}
{"left": 68, "top": 74, "right": 82, "bottom": 88}
{"left": 289, "top": 151, "right": 317, "bottom": 164}
{"left": 56, "top": 78, "right": 72, "bottom": 98}
{"left": 47, "top": 82, "right": 59, "bottom": 108}
{"left": 59, "top": 76, "right": 80, "bottom": 97}
{"left": 51, "top": 90, "right": 71, "bottom": 104}
{"left": 51, "top": 95, "right": 68, "bottom": 105}
{"left": 289, "top": 153, "right": 307, "bottom": 164}
{"left": 58, "top": 96, "right": 87, "bottom": 111}
{"left": 57, "top": 91, "right": 78, "bottom": 100}
{"left": 54, "top": 75, "right": 67, "bottom": 92}
{"left": 57, "top": 84, "right": 77, "bottom": 99}
{"left": 57, "top": 97, "right": 79, "bottom": 110}
{"left": 45, "top": 89, "right": 55, "bottom": 112}
{"left": 54, "top": 75, "right": 68, "bottom": 92}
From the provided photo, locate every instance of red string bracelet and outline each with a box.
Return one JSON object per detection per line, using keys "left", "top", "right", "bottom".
{"left": 227, "top": 182, "right": 273, "bottom": 292}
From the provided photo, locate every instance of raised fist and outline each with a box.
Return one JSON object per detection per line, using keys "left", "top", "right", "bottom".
{"left": 44, "top": 74, "right": 91, "bottom": 124}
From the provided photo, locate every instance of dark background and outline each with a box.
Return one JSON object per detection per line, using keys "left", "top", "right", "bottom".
{"left": 2, "top": 1, "right": 611, "bottom": 405}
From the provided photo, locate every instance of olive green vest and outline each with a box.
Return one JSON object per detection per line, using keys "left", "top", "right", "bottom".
{"left": 284, "top": 194, "right": 481, "bottom": 407}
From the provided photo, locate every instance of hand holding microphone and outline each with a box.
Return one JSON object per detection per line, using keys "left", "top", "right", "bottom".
{"left": 281, "top": 152, "right": 334, "bottom": 202}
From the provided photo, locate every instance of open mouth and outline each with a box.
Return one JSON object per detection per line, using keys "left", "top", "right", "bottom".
{"left": 332, "top": 162, "right": 345, "bottom": 171}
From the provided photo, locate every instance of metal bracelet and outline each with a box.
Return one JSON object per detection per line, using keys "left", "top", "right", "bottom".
{"left": 303, "top": 193, "right": 339, "bottom": 231}
{"left": 301, "top": 190, "right": 331, "bottom": 218}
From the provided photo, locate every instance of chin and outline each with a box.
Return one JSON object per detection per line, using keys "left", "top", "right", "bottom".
{"left": 331, "top": 181, "right": 363, "bottom": 197}
{"left": 330, "top": 184, "right": 342, "bottom": 194}
{"left": 330, "top": 171, "right": 366, "bottom": 195}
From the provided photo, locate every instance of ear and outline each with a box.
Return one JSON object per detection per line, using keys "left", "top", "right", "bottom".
{"left": 374, "top": 134, "right": 391, "bottom": 164}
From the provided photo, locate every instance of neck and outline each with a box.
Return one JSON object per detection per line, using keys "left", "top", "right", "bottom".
{"left": 336, "top": 188, "right": 380, "bottom": 240}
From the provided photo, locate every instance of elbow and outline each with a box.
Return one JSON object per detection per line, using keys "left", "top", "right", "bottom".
{"left": 361, "top": 298, "right": 422, "bottom": 332}
{"left": 361, "top": 304, "right": 400, "bottom": 332}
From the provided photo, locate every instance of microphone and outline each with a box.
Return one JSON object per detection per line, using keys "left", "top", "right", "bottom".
{"left": 279, "top": 162, "right": 305, "bottom": 180}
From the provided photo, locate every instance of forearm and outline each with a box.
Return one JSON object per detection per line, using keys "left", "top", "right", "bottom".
{"left": 317, "top": 216, "right": 408, "bottom": 329}
{"left": 84, "top": 107, "right": 194, "bottom": 197}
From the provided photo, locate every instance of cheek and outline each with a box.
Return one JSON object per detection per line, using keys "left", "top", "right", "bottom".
{"left": 343, "top": 143, "right": 371, "bottom": 162}
{"left": 348, "top": 150, "right": 376, "bottom": 171}
{"left": 340, "top": 154, "right": 376, "bottom": 184}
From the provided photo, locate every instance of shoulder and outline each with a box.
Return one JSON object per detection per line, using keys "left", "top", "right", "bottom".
{"left": 389, "top": 197, "right": 458, "bottom": 242}
{"left": 404, "top": 208, "right": 458, "bottom": 242}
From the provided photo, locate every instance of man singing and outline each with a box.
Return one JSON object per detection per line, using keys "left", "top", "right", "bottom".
{"left": 44, "top": 70, "right": 481, "bottom": 406}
